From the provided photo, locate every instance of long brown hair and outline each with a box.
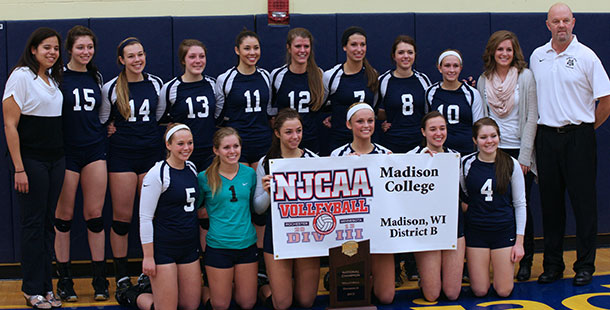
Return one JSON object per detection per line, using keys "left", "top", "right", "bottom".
{"left": 234, "top": 29, "right": 260, "bottom": 67}
{"left": 286, "top": 28, "right": 324, "bottom": 111}
{"left": 65, "top": 25, "right": 101, "bottom": 84}
{"left": 262, "top": 108, "right": 302, "bottom": 174}
{"left": 14, "top": 27, "right": 63, "bottom": 83}
{"left": 341, "top": 26, "right": 379, "bottom": 93}
{"left": 115, "top": 37, "right": 144, "bottom": 120}
{"left": 390, "top": 35, "right": 416, "bottom": 65}
{"left": 205, "top": 127, "right": 241, "bottom": 196}
{"left": 472, "top": 117, "right": 513, "bottom": 195}
{"left": 482, "top": 30, "right": 527, "bottom": 78}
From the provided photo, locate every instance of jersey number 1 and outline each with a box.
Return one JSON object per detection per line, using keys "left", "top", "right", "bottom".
{"left": 228, "top": 185, "right": 238, "bottom": 202}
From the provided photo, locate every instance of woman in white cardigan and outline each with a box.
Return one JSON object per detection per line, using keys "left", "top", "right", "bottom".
{"left": 477, "top": 30, "right": 538, "bottom": 282}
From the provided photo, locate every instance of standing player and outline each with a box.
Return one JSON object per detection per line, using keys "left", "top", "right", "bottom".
{"left": 254, "top": 108, "right": 319, "bottom": 310}
{"left": 270, "top": 28, "right": 324, "bottom": 153}
{"left": 138, "top": 123, "right": 201, "bottom": 310}
{"left": 408, "top": 111, "right": 464, "bottom": 302}
{"left": 477, "top": 30, "right": 538, "bottom": 281}
{"left": 460, "top": 117, "right": 526, "bottom": 298}
{"left": 426, "top": 49, "right": 484, "bottom": 155}
{"left": 215, "top": 30, "right": 273, "bottom": 170}
{"left": 100, "top": 37, "right": 165, "bottom": 291}
{"left": 54, "top": 25, "right": 109, "bottom": 302}
{"left": 331, "top": 103, "right": 394, "bottom": 304}
{"left": 377, "top": 35, "right": 431, "bottom": 285}
{"left": 197, "top": 127, "right": 258, "bottom": 310}
{"left": 215, "top": 29, "right": 272, "bottom": 272}
{"left": 323, "top": 26, "right": 379, "bottom": 151}
{"left": 158, "top": 39, "right": 217, "bottom": 264}
{"left": 378, "top": 35, "right": 431, "bottom": 153}
{"left": 3, "top": 27, "right": 64, "bottom": 309}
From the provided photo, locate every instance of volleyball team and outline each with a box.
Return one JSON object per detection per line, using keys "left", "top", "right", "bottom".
{"left": 4, "top": 22, "right": 535, "bottom": 309}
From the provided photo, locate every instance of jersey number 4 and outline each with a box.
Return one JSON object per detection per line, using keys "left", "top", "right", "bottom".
{"left": 186, "top": 96, "right": 210, "bottom": 118}
{"left": 72, "top": 88, "right": 96, "bottom": 111}
{"left": 184, "top": 188, "right": 196, "bottom": 212}
{"left": 480, "top": 178, "right": 493, "bottom": 202}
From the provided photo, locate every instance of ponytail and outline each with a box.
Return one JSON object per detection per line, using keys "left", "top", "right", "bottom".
{"left": 206, "top": 127, "right": 241, "bottom": 196}
{"left": 472, "top": 117, "right": 513, "bottom": 195}
{"left": 363, "top": 58, "right": 379, "bottom": 93}
{"left": 115, "top": 37, "right": 142, "bottom": 120}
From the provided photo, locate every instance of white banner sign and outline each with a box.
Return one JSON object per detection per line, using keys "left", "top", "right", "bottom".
{"left": 269, "top": 153, "right": 460, "bottom": 259}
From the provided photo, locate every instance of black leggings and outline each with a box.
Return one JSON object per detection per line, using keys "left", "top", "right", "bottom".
{"left": 18, "top": 157, "right": 65, "bottom": 295}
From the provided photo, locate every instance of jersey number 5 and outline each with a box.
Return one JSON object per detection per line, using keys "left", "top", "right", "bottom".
{"left": 480, "top": 178, "right": 493, "bottom": 202}
{"left": 184, "top": 187, "right": 196, "bottom": 212}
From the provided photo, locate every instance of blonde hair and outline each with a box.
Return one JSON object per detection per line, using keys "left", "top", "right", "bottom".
{"left": 115, "top": 37, "right": 143, "bottom": 120}
{"left": 205, "top": 127, "right": 241, "bottom": 196}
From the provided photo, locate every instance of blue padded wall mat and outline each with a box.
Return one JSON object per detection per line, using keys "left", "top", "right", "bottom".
{"left": 336, "top": 13, "right": 416, "bottom": 75}
{"left": 172, "top": 15, "right": 255, "bottom": 79}
{"left": 0, "top": 20, "right": 12, "bottom": 262}
{"left": 414, "top": 13, "right": 490, "bottom": 83}
{"left": 89, "top": 17, "right": 173, "bottom": 84}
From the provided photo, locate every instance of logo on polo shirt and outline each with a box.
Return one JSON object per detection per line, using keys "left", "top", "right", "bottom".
{"left": 566, "top": 57, "right": 576, "bottom": 69}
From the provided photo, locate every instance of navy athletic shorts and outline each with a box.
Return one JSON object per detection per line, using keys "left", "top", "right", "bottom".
{"left": 205, "top": 243, "right": 258, "bottom": 268}
{"left": 65, "top": 142, "right": 107, "bottom": 173}
{"left": 465, "top": 222, "right": 516, "bottom": 249}
{"left": 107, "top": 147, "right": 160, "bottom": 174}
{"left": 154, "top": 241, "right": 200, "bottom": 265}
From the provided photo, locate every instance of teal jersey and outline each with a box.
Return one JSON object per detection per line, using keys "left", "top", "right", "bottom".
{"left": 197, "top": 163, "right": 257, "bottom": 249}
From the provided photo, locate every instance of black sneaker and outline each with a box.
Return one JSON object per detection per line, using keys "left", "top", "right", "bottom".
{"left": 57, "top": 277, "right": 78, "bottom": 302}
{"left": 92, "top": 276, "right": 109, "bottom": 301}
{"left": 137, "top": 273, "right": 152, "bottom": 294}
{"left": 115, "top": 276, "right": 133, "bottom": 303}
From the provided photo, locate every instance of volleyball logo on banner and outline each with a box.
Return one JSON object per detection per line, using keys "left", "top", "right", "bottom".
{"left": 313, "top": 212, "right": 336, "bottom": 235}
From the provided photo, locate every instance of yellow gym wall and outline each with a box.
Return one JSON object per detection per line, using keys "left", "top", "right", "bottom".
{"left": 0, "top": 0, "right": 609, "bottom": 20}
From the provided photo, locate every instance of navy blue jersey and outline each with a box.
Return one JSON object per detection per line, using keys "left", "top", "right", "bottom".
{"left": 426, "top": 82, "right": 484, "bottom": 155}
{"left": 60, "top": 67, "right": 105, "bottom": 148}
{"left": 101, "top": 73, "right": 165, "bottom": 153}
{"left": 330, "top": 142, "right": 390, "bottom": 157}
{"left": 140, "top": 161, "right": 200, "bottom": 246}
{"left": 461, "top": 153, "right": 513, "bottom": 230}
{"left": 215, "top": 67, "right": 273, "bottom": 143}
{"left": 160, "top": 75, "right": 217, "bottom": 152}
{"left": 271, "top": 65, "right": 321, "bottom": 145}
{"left": 378, "top": 70, "right": 430, "bottom": 152}
{"left": 323, "top": 64, "right": 377, "bottom": 144}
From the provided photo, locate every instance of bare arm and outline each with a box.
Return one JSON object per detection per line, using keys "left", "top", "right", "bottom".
{"left": 3, "top": 96, "right": 28, "bottom": 193}
{"left": 594, "top": 95, "right": 610, "bottom": 129}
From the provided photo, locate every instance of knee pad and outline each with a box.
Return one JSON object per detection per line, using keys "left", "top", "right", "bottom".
{"left": 86, "top": 217, "right": 104, "bottom": 233}
{"left": 199, "top": 218, "right": 210, "bottom": 230}
{"left": 112, "top": 221, "right": 130, "bottom": 236}
{"left": 55, "top": 218, "right": 72, "bottom": 232}
{"left": 251, "top": 212, "right": 266, "bottom": 226}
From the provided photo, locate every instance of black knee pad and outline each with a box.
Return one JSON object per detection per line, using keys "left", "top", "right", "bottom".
{"left": 55, "top": 218, "right": 72, "bottom": 232}
{"left": 251, "top": 212, "right": 266, "bottom": 226}
{"left": 86, "top": 217, "right": 104, "bottom": 233}
{"left": 199, "top": 218, "right": 210, "bottom": 230}
{"left": 112, "top": 220, "right": 130, "bottom": 236}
